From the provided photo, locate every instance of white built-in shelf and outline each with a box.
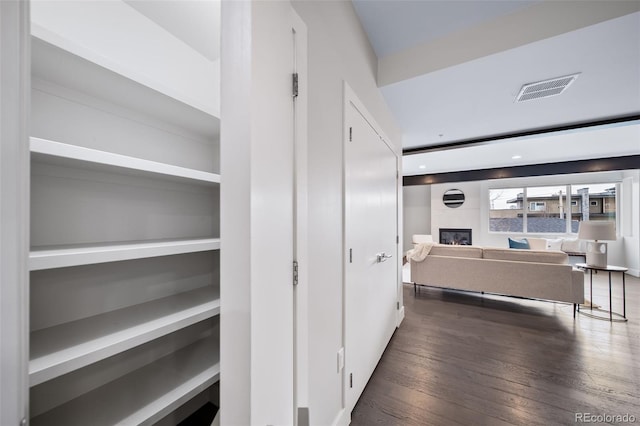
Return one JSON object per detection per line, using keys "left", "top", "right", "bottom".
{"left": 30, "top": 237, "right": 220, "bottom": 271}
{"left": 31, "top": 334, "right": 220, "bottom": 426}
{"left": 30, "top": 285, "right": 220, "bottom": 386}
{"left": 28, "top": 4, "right": 222, "bottom": 423}
{"left": 31, "top": 137, "right": 220, "bottom": 185}
{"left": 31, "top": 36, "right": 219, "bottom": 137}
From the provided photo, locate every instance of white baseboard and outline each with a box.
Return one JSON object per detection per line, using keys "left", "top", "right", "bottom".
{"left": 331, "top": 408, "right": 350, "bottom": 426}
{"left": 210, "top": 410, "right": 220, "bottom": 426}
{"left": 627, "top": 268, "right": 639, "bottom": 278}
{"left": 397, "top": 306, "right": 405, "bottom": 327}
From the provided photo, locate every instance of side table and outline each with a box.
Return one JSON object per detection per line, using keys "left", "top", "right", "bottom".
{"left": 575, "top": 263, "right": 628, "bottom": 322}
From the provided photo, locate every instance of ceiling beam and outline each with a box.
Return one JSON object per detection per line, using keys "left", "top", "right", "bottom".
{"left": 403, "top": 155, "right": 640, "bottom": 186}
{"left": 403, "top": 114, "right": 640, "bottom": 155}
{"left": 379, "top": 1, "right": 640, "bottom": 87}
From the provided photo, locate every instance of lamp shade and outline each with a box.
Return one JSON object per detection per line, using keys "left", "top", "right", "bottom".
{"left": 578, "top": 221, "right": 616, "bottom": 241}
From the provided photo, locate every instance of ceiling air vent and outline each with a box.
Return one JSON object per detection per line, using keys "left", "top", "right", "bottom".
{"left": 515, "top": 73, "right": 580, "bottom": 102}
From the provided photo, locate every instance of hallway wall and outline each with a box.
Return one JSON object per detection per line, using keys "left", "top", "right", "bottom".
{"left": 292, "top": 1, "right": 402, "bottom": 424}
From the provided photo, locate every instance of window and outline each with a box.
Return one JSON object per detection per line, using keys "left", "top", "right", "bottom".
{"left": 526, "top": 186, "right": 567, "bottom": 233}
{"left": 489, "top": 188, "right": 523, "bottom": 232}
{"left": 572, "top": 184, "right": 616, "bottom": 230}
{"left": 489, "top": 182, "right": 618, "bottom": 235}
{"left": 529, "top": 201, "right": 546, "bottom": 211}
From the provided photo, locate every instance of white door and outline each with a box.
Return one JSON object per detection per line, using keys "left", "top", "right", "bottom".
{"left": 344, "top": 98, "right": 399, "bottom": 412}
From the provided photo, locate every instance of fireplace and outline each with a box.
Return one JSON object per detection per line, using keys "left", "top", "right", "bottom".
{"left": 439, "top": 228, "right": 472, "bottom": 245}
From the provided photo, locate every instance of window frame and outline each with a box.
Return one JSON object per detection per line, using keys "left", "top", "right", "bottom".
{"left": 488, "top": 181, "right": 620, "bottom": 236}
{"left": 488, "top": 187, "right": 525, "bottom": 233}
{"left": 528, "top": 201, "right": 546, "bottom": 211}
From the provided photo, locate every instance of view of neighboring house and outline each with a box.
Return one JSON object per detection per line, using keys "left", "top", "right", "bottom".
{"left": 489, "top": 185, "right": 617, "bottom": 233}
{"left": 505, "top": 188, "right": 616, "bottom": 220}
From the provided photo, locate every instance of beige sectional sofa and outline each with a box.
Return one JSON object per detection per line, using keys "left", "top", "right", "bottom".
{"left": 410, "top": 244, "right": 585, "bottom": 316}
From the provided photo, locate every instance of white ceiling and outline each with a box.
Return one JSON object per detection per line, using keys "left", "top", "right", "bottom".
{"left": 381, "top": 12, "right": 640, "bottom": 149}
{"left": 402, "top": 121, "right": 640, "bottom": 176}
{"left": 352, "top": 0, "right": 538, "bottom": 57}
{"left": 352, "top": 1, "right": 640, "bottom": 175}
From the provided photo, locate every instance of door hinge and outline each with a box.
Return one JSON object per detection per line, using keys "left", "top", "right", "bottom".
{"left": 349, "top": 373, "right": 353, "bottom": 388}
{"left": 292, "top": 73, "right": 299, "bottom": 98}
{"left": 293, "top": 260, "right": 299, "bottom": 286}
{"left": 396, "top": 235, "right": 399, "bottom": 244}
{"left": 349, "top": 127, "right": 352, "bottom": 142}
{"left": 349, "top": 248, "right": 352, "bottom": 263}
{"left": 20, "top": 418, "right": 26, "bottom": 426}
{"left": 397, "top": 301, "right": 400, "bottom": 310}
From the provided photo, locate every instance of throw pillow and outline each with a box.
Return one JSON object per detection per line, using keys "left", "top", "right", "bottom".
{"left": 508, "top": 237, "right": 530, "bottom": 249}
{"left": 546, "top": 238, "right": 563, "bottom": 251}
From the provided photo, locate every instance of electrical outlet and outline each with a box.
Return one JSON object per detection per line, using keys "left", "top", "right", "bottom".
{"left": 337, "top": 347, "right": 344, "bottom": 372}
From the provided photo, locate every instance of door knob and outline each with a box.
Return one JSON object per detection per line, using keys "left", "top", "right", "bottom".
{"left": 376, "top": 253, "right": 393, "bottom": 263}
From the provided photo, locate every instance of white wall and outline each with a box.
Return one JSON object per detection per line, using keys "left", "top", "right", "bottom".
{"left": 430, "top": 181, "right": 482, "bottom": 245}
{"left": 291, "top": 1, "right": 401, "bottom": 424}
{"left": 402, "top": 186, "right": 431, "bottom": 252}
{"left": 425, "top": 170, "right": 636, "bottom": 273}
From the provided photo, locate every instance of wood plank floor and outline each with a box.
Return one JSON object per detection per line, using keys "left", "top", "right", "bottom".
{"left": 351, "top": 271, "right": 640, "bottom": 426}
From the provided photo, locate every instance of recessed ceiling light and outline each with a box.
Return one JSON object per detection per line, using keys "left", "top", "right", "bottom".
{"left": 418, "top": 165, "right": 426, "bottom": 169}
{"left": 512, "top": 155, "right": 522, "bottom": 160}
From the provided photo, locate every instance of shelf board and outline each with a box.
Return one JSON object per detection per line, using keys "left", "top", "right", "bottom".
{"left": 30, "top": 237, "right": 220, "bottom": 271}
{"left": 31, "top": 137, "right": 220, "bottom": 185}
{"left": 30, "top": 285, "right": 219, "bottom": 386}
{"left": 31, "top": 334, "right": 220, "bottom": 426}
{"left": 31, "top": 36, "right": 219, "bottom": 139}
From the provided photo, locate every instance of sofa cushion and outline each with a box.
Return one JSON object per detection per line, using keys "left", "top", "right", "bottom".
{"left": 429, "top": 244, "right": 483, "bottom": 259}
{"left": 508, "top": 237, "right": 530, "bottom": 249}
{"left": 483, "top": 247, "right": 568, "bottom": 264}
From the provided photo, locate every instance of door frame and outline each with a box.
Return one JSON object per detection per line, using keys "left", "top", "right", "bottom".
{"left": 0, "top": 1, "right": 30, "bottom": 425}
{"left": 341, "top": 81, "right": 401, "bottom": 414}
{"left": 291, "top": 7, "right": 309, "bottom": 426}
{"left": 221, "top": 2, "right": 307, "bottom": 424}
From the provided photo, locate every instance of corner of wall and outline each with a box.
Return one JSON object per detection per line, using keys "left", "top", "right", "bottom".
{"left": 622, "top": 171, "right": 640, "bottom": 276}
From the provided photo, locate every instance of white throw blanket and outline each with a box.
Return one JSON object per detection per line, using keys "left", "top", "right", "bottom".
{"left": 406, "top": 242, "right": 435, "bottom": 262}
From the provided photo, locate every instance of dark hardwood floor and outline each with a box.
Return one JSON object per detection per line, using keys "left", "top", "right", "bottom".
{"left": 351, "top": 271, "right": 640, "bottom": 426}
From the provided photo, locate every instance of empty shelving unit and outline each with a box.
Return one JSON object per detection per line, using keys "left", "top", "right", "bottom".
{"left": 28, "top": 1, "right": 221, "bottom": 424}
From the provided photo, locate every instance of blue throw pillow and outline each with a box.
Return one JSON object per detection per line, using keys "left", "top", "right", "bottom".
{"left": 508, "top": 237, "right": 530, "bottom": 249}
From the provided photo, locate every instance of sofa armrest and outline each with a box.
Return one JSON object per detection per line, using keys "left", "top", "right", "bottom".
{"left": 571, "top": 268, "right": 585, "bottom": 303}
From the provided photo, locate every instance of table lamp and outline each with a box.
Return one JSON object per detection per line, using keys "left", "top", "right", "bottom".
{"left": 578, "top": 221, "right": 616, "bottom": 268}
